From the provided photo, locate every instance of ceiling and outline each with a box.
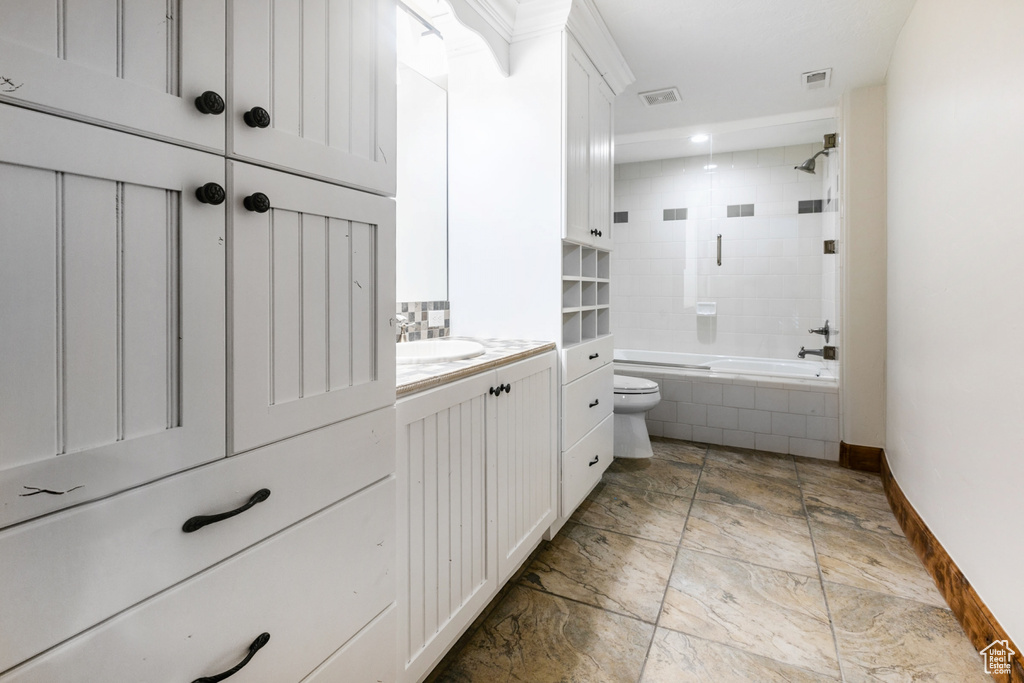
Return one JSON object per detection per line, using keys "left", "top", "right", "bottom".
{"left": 591, "top": 0, "right": 918, "bottom": 161}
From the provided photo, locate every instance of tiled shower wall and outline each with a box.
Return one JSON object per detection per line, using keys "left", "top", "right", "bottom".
{"left": 611, "top": 144, "right": 838, "bottom": 361}
{"left": 396, "top": 301, "right": 450, "bottom": 341}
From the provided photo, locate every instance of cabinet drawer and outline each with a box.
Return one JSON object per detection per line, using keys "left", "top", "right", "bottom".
{"left": 562, "top": 364, "right": 614, "bottom": 448}
{"left": 2, "top": 478, "right": 395, "bottom": 683}
{"left": 0, "top": 408, "right": 394, "bottom": 672}
{"left": 302, "top": 605, "right": 396, "bottom": 683}
{"left": 561, "top": 415, "right": 613, "bottom": 517}
{"left": 562, "top": 336, "right": 614, "bottom": 384}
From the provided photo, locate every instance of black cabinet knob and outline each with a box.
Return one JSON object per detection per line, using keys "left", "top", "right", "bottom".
{"left": 590, "top": 229, "right": 603, "bottom": 237}
{"left": 194, "top": 91, "right": 225, "bottom": 115}
{"left": 243, "top": 193, "right": 271, "bottom": 213}
{"left": 243, "top": 106, "right": 271, "bottom": 128}
{"left": 195, "top": 182, "right": 226, "bottom": 205}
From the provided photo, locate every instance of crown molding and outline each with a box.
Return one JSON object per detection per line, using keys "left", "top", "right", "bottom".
{"left": 447, "top": 0, "right": 513, "bottom": 75}
{"left": 564, "top": 0, "right": 634, "bottom": 95}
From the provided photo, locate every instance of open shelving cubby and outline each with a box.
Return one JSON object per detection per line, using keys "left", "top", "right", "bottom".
{"left": 562, "top": 240, "right": 612, "bottom": 347}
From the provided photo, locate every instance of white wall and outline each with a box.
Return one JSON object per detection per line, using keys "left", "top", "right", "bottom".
{"left": 886, "top": 0, "right": 1024, "bottom": 643}
{"left": 611, "top": 145, "right": 831, "bottom": 360}
{"left": 840, "top": 86, "right": 887, "bottom": 449}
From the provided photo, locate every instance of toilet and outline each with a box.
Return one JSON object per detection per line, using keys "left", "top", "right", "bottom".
{"left": 613, "top": 374, "right": 662, "bottom": 458}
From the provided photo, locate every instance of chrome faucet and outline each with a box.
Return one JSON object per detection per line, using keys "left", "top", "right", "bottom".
{"left": 395, "top": 314, "right": 411, "bottom": 343}
{"left": 798, "top": 347, "right": 824, "bottom": 359}
{"left": 808, "top": 320, "right": 831, "bottom": 343}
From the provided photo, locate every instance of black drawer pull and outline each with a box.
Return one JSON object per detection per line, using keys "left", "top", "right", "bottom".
{"left": 193, "top": 632, "right": 270, "bottom": 683}
{"left": 588, "top": 353, "right": 600, "bottom": 360}
{"left": 489, "top": 384, "right": 512, "bottom": 397}
{"left": 588, "top": 455, "right": 599, "bottom": 467}
{"left": 243, "top": 106, "right": 271, "bottom": 128}
{"left": 194, "top": 91, "right": 225, "bottom": 115}
{"left": 503, "top": 383, "right": 511, "bottom": 394}
{"left": 243, "top": 192, "right": 271, "bottom": 213}
{"left": 182, "top": 489, "right": 271, "bottom": 533}
{"left": 589, "top": 399, "right": 600, "bottom": 408}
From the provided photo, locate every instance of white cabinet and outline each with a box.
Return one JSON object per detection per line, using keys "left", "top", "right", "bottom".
{"left": 230, "top": 0, "right": 397, "bottom": 195}
{"left": 0, "top": 0, "right": 227, "bottom": 150}
{"left": 229, "top": 162, "right": 396, "bottom": 453}
{"left": 0, "top": 106, "right": 225, "bottom": 528}
{"left": 396, "top": 352, "right": 556, "bottom": 683}
{"left": 565, "top": 35, "right": 614, "bottom": 250}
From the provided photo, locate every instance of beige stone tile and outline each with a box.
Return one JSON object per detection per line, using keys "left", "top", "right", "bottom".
{"left": 572, "top": 482, "right": 692, "bottom": 545}
{"left": 651, "top": 437, "right": 708, "bottom": 464}
{"left": 659, "top": 549, "right": 840, "bottom": 677}
{"left": 603, "top": 456, "right": 701, "bottom": 498}
{"left": 641, "top": 627, "right": 839, "bottom": 682}
{"left": 681, "top": 500, "right": 818, "bottom": 577}
{"left": 826, "top": 582, "right": 990, "bottom": 682}
{"left": 706, "top": 444, "right": 798, "bottom": 483}
{"left": 795, "top": 458, "right": 884, "bottom": 494}
{"left": 801, "top": 482, "right": 904, "bottom": 537}
{"left": 520, "top": 523, "right": 676, "bottom": 623}
{"left": 434, "top": 585, "right": 654, "bottom": 683}
{"left": 812, "top": 520, "right": 946, "bottom": 608}
{"left": 696, "top": 464, "right": 806, "bottom": 518}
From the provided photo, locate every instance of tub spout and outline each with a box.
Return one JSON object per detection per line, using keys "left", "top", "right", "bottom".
{"left": 798, "top": 347, "right": 824, "bottom": 359}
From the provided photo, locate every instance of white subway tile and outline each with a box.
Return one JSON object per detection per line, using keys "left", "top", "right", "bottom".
{"left": 647, "top": 400, "right": 678, "bottom": 423}
{"left": 707, "top": 405, "right": 739, "bottom": 430}
{"left": 679, "top": 402, "right": 707, "bottom": 426}
{"left": 789, "top": 437, "right": 825, "bottom": 458}
{"left": 692, "top": 426, "right": 724, "bottom": 445}
{"left": 722, "top": 429, "right": 756, "bottom": 449}
{"left": 693, "top": 382, "right": 723, "bottom": 405}
{"left": 661, "top": 379, "right": 693, "bottom": 403}
{"left": 738, "top": 408, "right": 772, "bottom": 433}
{"left": 806, "top": 416, "right": 840, "bottom": 442}
{"left": 772, "top": 412, "right": 807, "bottom": 438}
{"left": 722, "top": 384, "right": 756, "bottom": 409}
{"left": 755, "top": 388, "right": 789, "bottom": 412}
{"left": 646, "top": 419, "right": 665, "bottom": 437}
{"left": 663, "top": 422, "right": 693, "bottom": 441}
{"left": 755, "top": 433, "right": 789, "bottom": 454}
{"left": 758, "top": 147, "right": 786, "bottom": 167}
{"left": 825, "top": 393, "right": 839, "bottom": 417}
{"left": 824, "top": 441, "right": 840, "bottom": 461}
{"left": 789, "top": 391, "right": 826, "bottom": 416}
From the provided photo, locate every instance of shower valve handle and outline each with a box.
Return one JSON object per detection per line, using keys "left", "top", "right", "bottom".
{"left": 808, "top": 320, "right": 831, "bottom": 343}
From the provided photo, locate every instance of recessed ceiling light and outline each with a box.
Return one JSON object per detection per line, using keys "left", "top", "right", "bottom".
{"left": 690, "top": 134, "right": 709, "bottom": 143}
{"left": 704, "top": 164, "right": 717, "bottom": 170}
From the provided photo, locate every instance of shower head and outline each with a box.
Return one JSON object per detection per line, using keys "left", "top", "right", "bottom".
{"left": 795, "top": 149, "right": 830, "bottom": 174}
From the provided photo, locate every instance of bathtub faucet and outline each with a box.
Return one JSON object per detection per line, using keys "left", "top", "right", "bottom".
{"left": 799, "top": 346, "right": 838, "bottom": 360}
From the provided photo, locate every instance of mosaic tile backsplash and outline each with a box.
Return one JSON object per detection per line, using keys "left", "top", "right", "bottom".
{"left": 396, "top": 301, "right": 450, "bottom": 342}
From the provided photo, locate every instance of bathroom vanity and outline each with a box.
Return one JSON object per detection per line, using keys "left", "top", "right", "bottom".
{"left": 395, "top": 340, "right": 557, "bottom": 683}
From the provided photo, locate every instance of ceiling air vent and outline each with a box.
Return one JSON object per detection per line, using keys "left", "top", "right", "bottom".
{"left": 802, "top": 68, "right": 832, "bottom": 90}
{"left": 638, "top": 87, "right": 681, "bottom": 107}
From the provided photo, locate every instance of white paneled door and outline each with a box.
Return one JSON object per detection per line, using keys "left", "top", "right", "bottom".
{"left": 0, "top": 0, "right": 226, "bottom": 150}
{"left": 230, "top": 0, "right": 397, "bottom": 195}
{"left": 229, "top": 161, "right": 395, "bottom": 453}
{"left": 0, "top": 107, "right": 225, "bottom": 528}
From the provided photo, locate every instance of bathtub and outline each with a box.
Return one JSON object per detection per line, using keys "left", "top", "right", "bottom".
{"left": 612, "top": 349, "right": 839, "bottom": 460}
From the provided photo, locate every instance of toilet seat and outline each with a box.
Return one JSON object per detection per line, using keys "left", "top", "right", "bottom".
{"left": 614, "top": 375, "right": 659, "bottom": 395}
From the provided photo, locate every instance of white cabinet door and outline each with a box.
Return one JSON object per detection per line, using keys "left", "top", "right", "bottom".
{"left": 396, "top": 373, "right": 495, "bottom": 683}
{"left": 589, "top": 77, "right": 614, "bottom": 250}
{"left": 565, "top": 36, "right": 591, "bottom": 246}
{"left": 490, "top": 353, "right": 557, "bottom": 583}
{"left": 0, "top": 0, "right": 226, "bottom": 150}
{"left": 230, "top": 0, "right": 397, "bottom": 195}
{"left": 229, "top": 161, "right": 395, "bottom": 453}
{"left": 0, "top": 106, "right": 225, "bottom": 528}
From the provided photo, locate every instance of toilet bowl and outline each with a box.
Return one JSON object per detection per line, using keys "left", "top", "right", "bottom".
{"left": 613, "top": 374, "right": 661, "bottom": 459}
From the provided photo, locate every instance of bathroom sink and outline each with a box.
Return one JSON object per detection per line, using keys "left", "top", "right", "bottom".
{"left": 396, "top": 339, "right": 486, "bottom": 364}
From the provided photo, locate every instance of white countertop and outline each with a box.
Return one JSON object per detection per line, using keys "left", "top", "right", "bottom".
{"left": 396, "top": 338, "right": 555, "bottom": 397}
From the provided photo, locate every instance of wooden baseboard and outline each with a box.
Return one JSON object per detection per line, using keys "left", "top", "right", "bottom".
{"left": 881, "top": 453, "right": 1024, "bottom": 682}
{"left": 839, "top": 441, "right": 883, "bottom": 472}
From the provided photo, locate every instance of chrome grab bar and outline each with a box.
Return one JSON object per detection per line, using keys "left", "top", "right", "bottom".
{"left": 717, "top": 234, "right": 722, "bottom": 266}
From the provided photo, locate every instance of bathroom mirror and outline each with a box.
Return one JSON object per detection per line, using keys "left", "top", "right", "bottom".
{"left": 396, "top": 3, "right": 448, "bottom": 302}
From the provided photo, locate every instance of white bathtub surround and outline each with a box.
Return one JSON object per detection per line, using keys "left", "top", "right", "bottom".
{"left": 612, "top": 144, "right": 839, "bottom": 365}
{"left": 614, "top": 351, "right": 839, "bottom": 459}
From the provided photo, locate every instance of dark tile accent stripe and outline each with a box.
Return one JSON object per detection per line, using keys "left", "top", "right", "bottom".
{"left": 613, "top": 211, "right": 628, "bottom": 223}
{"left": 798, "top": 200, "right": 824, "bottom": 214}
{"left": 727, "top": 204, "right": 755, "bottom": 218}
{"left": 882, "top": 454, "right": 1024, "bottom": 682}
{"left": 663, "top": 208, "right": 688, "bottom": 221}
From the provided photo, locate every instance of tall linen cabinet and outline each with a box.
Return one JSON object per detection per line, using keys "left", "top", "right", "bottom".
{"left": 0, "top": 1, "right": 398, "bottom": 681}
{"left": 448, "top": 14, "right": 632, "bottom": 530}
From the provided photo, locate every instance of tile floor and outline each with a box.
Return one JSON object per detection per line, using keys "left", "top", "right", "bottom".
{"left": 429, "top": 437, "right": 990, "bottom": 682}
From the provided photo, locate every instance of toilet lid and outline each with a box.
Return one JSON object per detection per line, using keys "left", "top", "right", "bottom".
{"left": 614, "top": 375, "right": 659, "bottom": 394}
